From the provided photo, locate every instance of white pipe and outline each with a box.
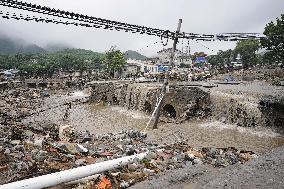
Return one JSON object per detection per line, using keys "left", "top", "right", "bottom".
{"left": 65, "top": 174, "right": 100, "bottom": 185}
{"left": 1, "top": 152, "right": 148, "bottom": 189}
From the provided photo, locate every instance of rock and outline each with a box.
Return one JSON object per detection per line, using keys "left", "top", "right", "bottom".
{"left": 145, "top": 152, "right": 157, "bottom": 160}
{"left": 75, "top": 159, "right": 86, "bottom": 166}
{"left": 34, "top": 138, "right": 44, "bottom": 147}
{"left": 184, "top": 161, "right": 193, "bottom": 166}
{"left": 75, "top": 144, "right": 89, "bottom": 154}
{"left": 208, "top": 148, "right": 217, "bottom": 158}
{"left": 128, "top": 163, "right": 138, "bottom": 171}
{"left": 126, "top": 148, "right": 136, "bottom": 156}
{"left": 175, "top": 153, "right": 185, "bottom": 161}
{"left": 52, "top": 142, "right": 74, "bottom": 154}
{"left": 227, "top": 153, "right": 238, "bottom": 165}
{"left": 185, "top": 154, "right": 195, "bottom": 161}
{"left": 4, "top": 148, "right": 11, "bottom": 155}
{"left": 186, "top": 150, "right": 204, "bottom": 158}
{"left": 120, "top": 180, "right": 130, "bottom": 189}
{"left": 193, "top": 158, "right": 203, "bottom": 165}
{"left": 143, "top": 168, "right": 155, "bottom": 174}
{"left": 59, "top": 125, "right": 74, "bottom": 141}
{"left": 10, "top": 140, "right": 21, "bottom": 145}
{"left": 215, "top": 158, "right": 227, "bottom": 167}
{"left": 251, "top": 154, "right": 258, "bottom": 159}
{"left": 116, "top": 144, "right": 124, "bottom": 151}
{"left": 34, "top": 150, "right": 48, "bottom": 162}
{"left": 81, "top": 130, "right": 92, "bottom": 143}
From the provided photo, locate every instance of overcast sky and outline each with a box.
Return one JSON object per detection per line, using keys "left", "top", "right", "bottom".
{"left": 0, "top": 0, "right": 283, "bottom": 56}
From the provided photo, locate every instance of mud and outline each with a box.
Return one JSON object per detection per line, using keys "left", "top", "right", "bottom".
{"left": 24, "top": 92, "right": 284, "bottom": 154}
{"left": 2, "top": 80, "right": 284, "bottom": 188}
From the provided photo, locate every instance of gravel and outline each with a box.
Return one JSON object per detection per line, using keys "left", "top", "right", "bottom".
{"left": 130, "top": 145, "right": 284, "bottom": 189}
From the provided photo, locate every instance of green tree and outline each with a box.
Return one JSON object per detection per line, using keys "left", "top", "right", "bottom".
{"left": 208, "top": 49, "right": 234, "bottom": 68}
{"left": 179, "top": 63, "right": 191, "bottom": 68}
{"left": 103, "top": 47, "right": 126, "bottom": 78}
{"left": 235, "top": 39, "right": 260, "bottom": 69}
{"left": 261, "top": 14, "right": 284, "bottom": 65}
{"left": 192, "top": 52, "right": 207, "bottom": 61}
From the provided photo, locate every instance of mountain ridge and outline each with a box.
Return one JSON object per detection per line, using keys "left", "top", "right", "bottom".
{"left": 124, "top": 50, "right": 148, "bottom": 61}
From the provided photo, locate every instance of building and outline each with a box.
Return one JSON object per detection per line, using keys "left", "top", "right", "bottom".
{"left": 231, "top": 54, "right": 243, "bottom": 70}
{"left": 0, "top": 69, "right": 19, "bottom": 80}
{"left": 121, "top": 63, "right": 141, "bottom": 77}
{"left": 126, "top": 59, "right": 159, "bottom": 74}
{"left": 157, "top": 48, "right": 192, "bottom": 67}
{"left": 124, "top": 48, "right": 193, "bottom": 77}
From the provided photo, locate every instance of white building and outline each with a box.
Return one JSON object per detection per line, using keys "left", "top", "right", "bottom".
{"left": 157, "top": 48, "right": 192, "bottom": 67}
{"left": 126, "top": 59, "right": 159, "bottom": 74}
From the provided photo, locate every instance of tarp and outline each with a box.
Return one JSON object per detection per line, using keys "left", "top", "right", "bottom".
{"left": 194, "top": 57, "right": 206, "bottom": 63}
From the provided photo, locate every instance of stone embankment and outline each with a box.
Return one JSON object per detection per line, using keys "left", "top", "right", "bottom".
{"left": 86, "top": 81, "right": 210, "bottom": 121}
{"left": 86, "top": 80, "right": 284, "bottom": 129}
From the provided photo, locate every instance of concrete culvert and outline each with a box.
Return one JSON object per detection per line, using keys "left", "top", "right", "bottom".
{"left": 162, "top": 104, "right": 177, "bottom": 118}
{"left": 144, "top": 101, "right": 152, "bottom": 113}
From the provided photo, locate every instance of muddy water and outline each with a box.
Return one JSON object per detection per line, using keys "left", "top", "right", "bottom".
{"left": 24, "top": 92, "right": 284, "bottom": 154}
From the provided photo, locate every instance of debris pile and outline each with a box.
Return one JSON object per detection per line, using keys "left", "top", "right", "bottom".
{"left": 0, "top": 88, "right": 47, "bottom": 123}
{"left": 0, "top": 124, "right": 257, "bottom": 188}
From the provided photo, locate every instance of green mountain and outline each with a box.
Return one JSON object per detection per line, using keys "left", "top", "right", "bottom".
{"left": 53, "top": 48, "right": 104, "bottom": 58}
{"left": 124, "top": 50, "right": 148, "bottom": 60}
{"left": 44, "top": 43, "right": 73, "bottom": 53}
{"left": 0, "top": 36, "right": 46, "bottom": 55}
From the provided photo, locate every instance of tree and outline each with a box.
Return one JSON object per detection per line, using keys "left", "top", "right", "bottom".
{"left": 261, "top": 14, "right": 284, "bottom": 65}
{"left": 235, "top": 39, "right": 260, "bottom": 69}
{"left": 192, "top": 52, "right": 207, "bottom": 61}
{"left": 179, "top": 63, "right": 191, "bottom": 68}
{"left": 207, "top": 49, "right": 234, "bottom": 68}
{"left": 103, "top": 47, "right": 126, "bottom": 78}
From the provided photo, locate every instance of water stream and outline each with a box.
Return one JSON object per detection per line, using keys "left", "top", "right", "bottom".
{"left": 23, "top": 91, "right": 284, "bottom": 154}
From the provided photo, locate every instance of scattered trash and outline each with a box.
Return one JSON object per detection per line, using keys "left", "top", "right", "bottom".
{"left": 97, "top": 176, "right": 112, "bottom": 189}
{"left": 0, "top": 85, "right": 262, "bottom": 188}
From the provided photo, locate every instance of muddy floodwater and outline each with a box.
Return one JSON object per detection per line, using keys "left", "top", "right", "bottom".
{"left": 24, "top": 91, "right": 284, "bottom": 154}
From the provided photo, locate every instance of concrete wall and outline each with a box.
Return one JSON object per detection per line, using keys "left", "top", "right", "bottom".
{"left": 86, "top": 81, "right": 210, "bottom": 121}
{"left": 86, "top": 81, "right": 284, "bottom": 130}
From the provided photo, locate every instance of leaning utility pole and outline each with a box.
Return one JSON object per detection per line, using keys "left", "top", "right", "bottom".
{"left": 152, "top": 19, "right": 182, "bottom": 130}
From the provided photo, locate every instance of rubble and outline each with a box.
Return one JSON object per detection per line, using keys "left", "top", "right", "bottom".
{"left": 0, "top": 124, "right": 258, "bottom": 188}
{"left": 0, "top": 82, "right": 278, "bottom": 189}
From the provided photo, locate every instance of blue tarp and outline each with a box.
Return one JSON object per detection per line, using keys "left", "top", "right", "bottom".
{"left": 157, "top": 65, "right": 170, "bottom": 72}
{"left": 194, "top": 57, "right": 206, "bottom": 63}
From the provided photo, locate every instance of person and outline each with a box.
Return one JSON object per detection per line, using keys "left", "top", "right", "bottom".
{"left": 63, "top": 102, "right": 72, "bottom": 121}
{"left": 188, "top": 72, "right": 193, "bottom": 81}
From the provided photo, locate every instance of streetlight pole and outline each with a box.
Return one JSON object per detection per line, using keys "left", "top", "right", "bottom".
{"left": 152, "top": 19, "right": 182, "bottom": 129}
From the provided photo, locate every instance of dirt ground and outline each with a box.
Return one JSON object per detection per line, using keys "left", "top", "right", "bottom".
{"left": 130, "top": 145, "right": 284, "bottom": 189}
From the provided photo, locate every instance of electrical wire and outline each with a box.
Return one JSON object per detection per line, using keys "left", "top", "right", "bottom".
{"left": 1, "top": 0, "right": 283, "bottom": 42}
{"left": 0, "top": 0, "right": 176, "bottom": 39}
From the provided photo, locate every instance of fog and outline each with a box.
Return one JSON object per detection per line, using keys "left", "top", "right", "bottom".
{"left": 0, "top": 0, "right": 283, "bottom": 56}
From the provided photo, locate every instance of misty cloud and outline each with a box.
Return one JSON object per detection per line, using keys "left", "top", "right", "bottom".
{"left": 0, "top": 0, "right": 283, "bottom": 56}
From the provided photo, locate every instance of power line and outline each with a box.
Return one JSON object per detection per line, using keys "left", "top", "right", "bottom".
{"left": 1, "top": 0, "right": 283, "bottom": 42}
{"left": 0, "top": 0, "right": 176, "bottom": 39}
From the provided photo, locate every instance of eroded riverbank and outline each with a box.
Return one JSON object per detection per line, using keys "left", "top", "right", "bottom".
{"left": 24, "top": 92, "right": 284, "bottom": 154}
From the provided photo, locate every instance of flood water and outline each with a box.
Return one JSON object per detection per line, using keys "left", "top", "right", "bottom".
{"left": 24, "top": 91, "right": 284, "bottom": 154}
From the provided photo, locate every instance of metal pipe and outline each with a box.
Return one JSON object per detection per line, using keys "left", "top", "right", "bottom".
{"left": 0, "top": 152, "right": 148, "bottom": 189}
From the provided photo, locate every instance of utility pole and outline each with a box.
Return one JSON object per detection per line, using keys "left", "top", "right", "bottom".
{"left": 152, "top": 19, "right": 182, "bottom": 130}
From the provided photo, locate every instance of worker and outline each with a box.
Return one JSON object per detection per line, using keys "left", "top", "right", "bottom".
{"left": 63, "top": 102, "right": 72, "bottom": 121}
